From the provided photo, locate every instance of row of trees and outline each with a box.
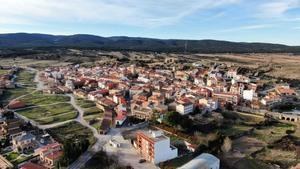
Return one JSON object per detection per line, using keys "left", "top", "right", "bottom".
{"left": 163, "top": 111, "right": 193, "bottom": 133}
{"left": 163, "top": 111, "right": 220, "bottom": 134}
{"left": 84, "top": 150, "right": 125, "bottom": 169}
{"left": 59, "top": 138, "right": 90, "bottom": 167}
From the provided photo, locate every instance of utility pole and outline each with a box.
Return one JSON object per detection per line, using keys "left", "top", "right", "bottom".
{"left": 184, "top": 41, "right": 188, "bottom": 54}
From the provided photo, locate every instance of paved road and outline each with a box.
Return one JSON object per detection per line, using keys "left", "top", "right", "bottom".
{"left": 12, "top": 111, "right": 76, "bottom": 130}
{"left": 67, "top": 94, "right": 111, "bottom": 169}
{"left": 5, "top": 67, "right": 40, "bottom": 109}
{"left": 8, "top": 68, "right": 109, "bottom": 168}
{"left": 10, "top": 67, "right": 150, "bottom": 169}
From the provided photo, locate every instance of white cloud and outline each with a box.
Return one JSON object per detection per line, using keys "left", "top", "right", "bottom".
{"left": 257, "top": 0, "right": 300, "bottom": 18}
{"left": 0, "top": 0, "right": 240, "bottom": 27}
{"left": 217, "top": 24, "right": 273, "bottom": 33}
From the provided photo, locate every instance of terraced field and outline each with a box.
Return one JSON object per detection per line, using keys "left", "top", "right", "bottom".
{"left": 47, "top": 121, "right": 96, "bottom": 145}
{"left": 16, "top": 103, "right": 78, "bottom": 125}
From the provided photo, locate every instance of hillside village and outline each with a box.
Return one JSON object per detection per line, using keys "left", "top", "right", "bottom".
{"left": 0, "top": 56, "right": 300, "bottom": 169}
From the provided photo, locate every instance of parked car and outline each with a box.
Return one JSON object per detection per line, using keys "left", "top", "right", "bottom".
{"left": 139, "top": 159, "right": 146, "bottom": 163}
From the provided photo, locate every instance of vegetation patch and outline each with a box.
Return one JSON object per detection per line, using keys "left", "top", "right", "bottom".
{"left": 234, "top": 158, "right": 278, "bottom": 169}
{"left": 253, "top": 148, "right": 300, "bottom": 169}
{"left": 17, "top": 103, "right": 77, "bottom": 125}
{"left": 20, "top": 91, "right": 70, "bottom": 106}
{"left": 84, "top": 150, "right": 125, "bottom": 169}
{"left": 83, "top": 107, "right": 103, "bottom": 116}
{"left": 250, "top": 122, "right": 295, "bottom": 144}
{"left": 232, "top": 136, "right": 266, "bottom": 156}
{"left": 76, "top": 98, "right": 96, "bottom": 109}
{"left": 47, "top": 121, "right": 96, "bottom": 146}
{"left": 220, "top": 124, "right": 253, "bottom": 137}
{"left": 4, "top": 152, "right": 19, "bottom": 161}
{"left": 15, "top": 70, "right": 36, "bottom": 87}
{"left": 0, "top": 88, "right": 35, "bottom": 105}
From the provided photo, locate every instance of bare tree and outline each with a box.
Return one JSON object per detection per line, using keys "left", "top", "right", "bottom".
{"left": 221, "top": 137, "right": 232, "bottom": 153}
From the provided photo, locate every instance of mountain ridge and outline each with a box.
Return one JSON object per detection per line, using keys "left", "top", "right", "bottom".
{"left": 0, "top": 33, "right": 299, "bottom": 53}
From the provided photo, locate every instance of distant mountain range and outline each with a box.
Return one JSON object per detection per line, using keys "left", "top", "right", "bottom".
{"left": 0, "top": 33, "right": 300, "bottom": 53}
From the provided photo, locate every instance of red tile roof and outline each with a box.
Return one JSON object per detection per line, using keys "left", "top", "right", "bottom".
{"left": 116, "top": 111, "right": 127, "bottom": 121}
{"left": 40, "top": 142, "right": 62, "bottom": 153}
{"left": 20, "top": 162, "right": 47, "bottom": 169}
{"left": 45, "top": 151, "right": 63, "bottom": 160}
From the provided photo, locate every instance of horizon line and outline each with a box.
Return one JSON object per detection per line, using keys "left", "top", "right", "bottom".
{"left": 0, "top": 32, "right": 298, "bottom": 47}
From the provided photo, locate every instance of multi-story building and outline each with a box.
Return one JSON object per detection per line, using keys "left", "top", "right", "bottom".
{"left": 131, "top": 104, "right": 153, "bottom": 120}
{"left": 212, "top": 92, "right": 240, "bottom": 106}
{"left": 0, "top": 118, "right": 23, "bottom": 139}
{"left": 36, "top": 142, "right": 63, "bottom": 169}
{"left": 135, "top": 130, "right": 178, "bottom": 164}
{"left": 261, "top": 92, "right": 282, "bottom": 107}
{"left": 12, "top": 132, "right": 37, "bottom": 153}
{"left": 176, "top": 101, "right": 194, "bottom": 115}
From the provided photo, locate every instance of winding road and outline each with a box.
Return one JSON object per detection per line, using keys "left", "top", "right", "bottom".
{"left": 10, "top": 67, "right": 148, "bottom": 169}
{"left": 10, "top": 67, "right": 111, "bottom": 169}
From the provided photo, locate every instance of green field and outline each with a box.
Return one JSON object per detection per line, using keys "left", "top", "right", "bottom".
{"left": 76, "top": 98, "right": 96, "bottom": 108}
{"left": 13, "top": 155, "right": 34, "bottom": 165}
{"left": 16, "top": 103, "right": 78, "bottom": 125}
{"left": 250, "top": 123, "right": 295, "bottom": 144}
{"left": 0, "top": 58, "right": 72, "bottom": 68}
{"left": 15, "top": 70, "right": 36, "bottom": 87}
{"left": 0, "top": 88, "right": 35, "bottom": 105}
{"left": 220, "top": 124, "right": 253, "bottom": 137}
{"left": 4, "top": 152, "right": 19, "bottom": 161}
{"left": 47, "top": 121, "right": 96, "bottom": 145}
{"left": 83, "top": 107, "right": 103, "bottom": 130}
{"left": 0, "top": 70, "right": 37, "bottom": 105}
{"left": 19, "top": 91, "right": 70, "bottom": 106}
{"left": 84, "top": 114, "right": 102, "bottom": 130}
{"left": 4, "top": 152, "right": 34, "bottom": 165}
{"left": 83, "top": 107, "right": 103, "bottom": 116}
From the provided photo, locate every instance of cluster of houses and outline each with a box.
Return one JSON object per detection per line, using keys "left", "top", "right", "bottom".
{"left": 13, "top": 63, "right": 296, "bottom": 168}
{"left": 40, "top": 64, "right": 298, "bottom": 129}
{"left": 0, "top": 111, "right": 63, "bottom": 169}
{"left": 0, "top": 66, "right": 18, "bottom": 98}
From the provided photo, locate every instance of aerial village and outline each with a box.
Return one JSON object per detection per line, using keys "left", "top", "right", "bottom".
{"left": 0, "top": 57, "right": 299, "bottom": 169}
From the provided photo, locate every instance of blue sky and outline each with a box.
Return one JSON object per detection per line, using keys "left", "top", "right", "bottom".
{"left": 0, "top": 0, "right": 300, "bottom": 45}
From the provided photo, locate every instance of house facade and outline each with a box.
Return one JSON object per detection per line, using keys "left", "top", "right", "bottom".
{"left": 135, "top": 130, "right": 178, "bottom": 164}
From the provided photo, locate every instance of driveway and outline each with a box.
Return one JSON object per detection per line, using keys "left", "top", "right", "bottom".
{"left": 104, "top": 130, "right": 158, "bottom": 169}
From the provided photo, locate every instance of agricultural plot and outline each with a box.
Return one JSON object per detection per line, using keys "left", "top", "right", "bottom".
{"left": 76, "top": 98, "right": 96, "bottom": 108}
{"left": 15, "top": 70, "right": 36, "bottom": 87}
{"left": 83, "top": 107, "right": 103, "bottom": 130}
{"left": 16, "top": 103, "right": 77, "bottom": 125}
{"left": 47, "top": 121, "right": 96, "bottom": 145}
{"left": 0, "top": 88, "right": 35, "bottom": 105}
{"left": 19, "top": 91, "right": 70, "bottom": 106}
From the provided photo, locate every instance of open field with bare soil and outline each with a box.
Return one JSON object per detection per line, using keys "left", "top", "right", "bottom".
{"left": 0, "top": 58, "right": 72, "bottom": 68}
{"left": 191, "top": 53, "right": 300, "bottom": 80}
